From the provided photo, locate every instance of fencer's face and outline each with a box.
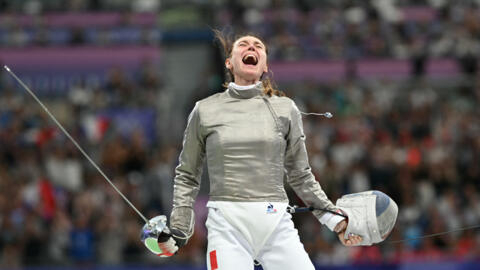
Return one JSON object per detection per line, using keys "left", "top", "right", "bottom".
{"left": 226, "top": 36, "right": 268, "bottom": 84}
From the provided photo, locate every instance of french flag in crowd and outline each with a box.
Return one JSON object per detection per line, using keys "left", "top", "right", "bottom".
{"left": 82, "top": 114, "right": 110, "bottom": 143}
{"left": 22, "top": 177, "right": 57, "bottom": 220}
{"left": 39, "top": 178, "right": 56, "bottom": 220}
{"left": 24, "top": 127, "right": 58, "bottom": 147}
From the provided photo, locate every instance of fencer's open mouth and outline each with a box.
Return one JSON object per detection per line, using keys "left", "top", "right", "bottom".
{"left": 242, "top": 55, "right": 258, "bottom": 65}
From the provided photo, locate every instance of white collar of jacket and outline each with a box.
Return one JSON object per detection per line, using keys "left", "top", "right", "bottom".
{"left": 227, "top": 81, "right": 263, "bottom": 99}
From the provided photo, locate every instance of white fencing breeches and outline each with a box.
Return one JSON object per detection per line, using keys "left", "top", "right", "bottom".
{"left": 205, "top": 202, "right": 315, "bottom": 270}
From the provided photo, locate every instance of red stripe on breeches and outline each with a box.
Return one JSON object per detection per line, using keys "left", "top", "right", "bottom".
{"left": 210, "top": 250, "right": 218, "bottom": 270}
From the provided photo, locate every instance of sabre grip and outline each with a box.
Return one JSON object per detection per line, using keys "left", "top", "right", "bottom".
{"left": 156, "top": 231, "right": 178, "bottom": 257}
{"left": 157, "top": 231, "right": 172, "bottom": 242}
{"left": 170, "top": 228, "right": 189, "bottom": 248}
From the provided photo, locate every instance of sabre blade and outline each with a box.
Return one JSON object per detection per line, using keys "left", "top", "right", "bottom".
{"left": 3, "top": 65, "right": 149, "bottom": 224}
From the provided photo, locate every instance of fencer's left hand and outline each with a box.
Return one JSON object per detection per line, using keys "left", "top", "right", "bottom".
{"left": 335, "top": 220, "right": 363, "bottom": 246}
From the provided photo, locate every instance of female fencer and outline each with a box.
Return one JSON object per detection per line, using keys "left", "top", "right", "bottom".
{"left": 146, "top": 31, "right": 362, "bottom": 269}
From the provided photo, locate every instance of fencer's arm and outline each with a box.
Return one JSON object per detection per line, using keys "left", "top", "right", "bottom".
{"left": 320, "top": 211, "right": 346, "bottom": 232}
{"left": 284, "top": 101, "right": 343, "bottom": 231}
{"left": 170, "top": 102, "right": 206, "bottom": 243}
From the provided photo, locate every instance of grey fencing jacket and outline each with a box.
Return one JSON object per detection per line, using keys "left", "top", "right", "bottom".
{"left": 170, "top": 82, "right": 337, "bottom": 238}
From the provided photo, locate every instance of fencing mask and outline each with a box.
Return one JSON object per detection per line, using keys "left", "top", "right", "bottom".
{"left": 336, "top": 190, "right": 398, "bottom": 246}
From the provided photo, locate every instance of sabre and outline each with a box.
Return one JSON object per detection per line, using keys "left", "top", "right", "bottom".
{"left": 4, "top": 65, "right": 149, "bottom": 224}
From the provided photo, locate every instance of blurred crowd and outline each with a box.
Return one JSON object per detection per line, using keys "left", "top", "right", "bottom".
{"left": 0, "top": 61, "right": 178, "bottom": 267}
{"left": 284, "top": 77, "right": 480, "bottom": 265}
{"left": 219, "top": 0, "right": 480, "bottom": 61}
{"left": 0, "top": 0, "right": 479, "bottom": 63}
{"left": 1, "top": 0, "right": 480, "bottom": 269}
{"left": 2, "top": 64, "right": 480, "bottom": 267}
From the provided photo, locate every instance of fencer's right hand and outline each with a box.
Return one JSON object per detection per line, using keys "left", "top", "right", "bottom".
{"left": 156, "top": 230, "right": 179, "bottom": 257}
{"left": 141, "top": 215, "right": 179, "bottom": 257}
{"left": 170, "top": 228, "right": 189, "bottom": 248}
{"left": 335, "top": 220, "right": 363, "bottom": 246}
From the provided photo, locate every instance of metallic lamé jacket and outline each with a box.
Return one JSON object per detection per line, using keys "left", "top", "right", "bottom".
{"left": 170, "top": 82, "right": 336, "bottom": 236}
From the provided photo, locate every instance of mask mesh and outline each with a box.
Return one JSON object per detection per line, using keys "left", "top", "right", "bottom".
{"left": 373, "top": 191, "right": 398, "bottom": 239}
